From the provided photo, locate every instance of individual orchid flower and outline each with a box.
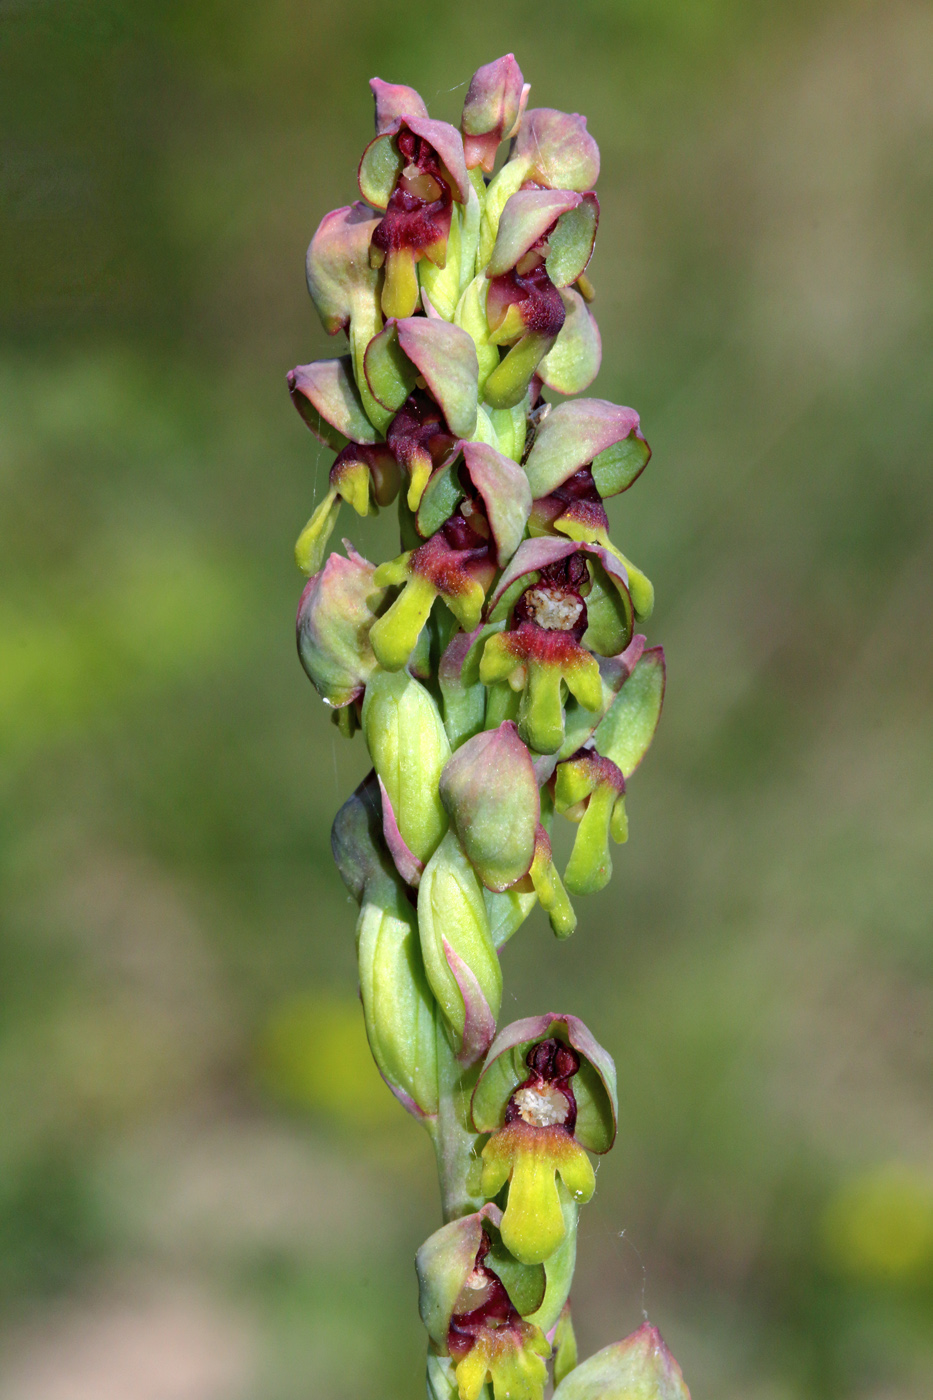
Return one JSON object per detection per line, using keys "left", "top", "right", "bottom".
{"left": 417, "top": 1205, "right": 551, "bottom": 1400}
{"left": 292, "top": 441, "right": 399, "bottom": 576}
{"left": 370, "top": 439, "right": 530, "bottom": 672}
{"left": 472, "top": 1015, "right": 617, "bottom": 1265}
{"left": 483, "top": 189, "right": 599, "bottom": 409}
{"left": 360, "top": 106, "right": 472, "bottom": 319}
{"left": 460, "top": 53, "right": 528, "bottom": 174}
{"left": 524, "top": 398, "right": 655, "bottom": 618}
{"left": 480, "top": 538, "right": 634, "bottom": 754}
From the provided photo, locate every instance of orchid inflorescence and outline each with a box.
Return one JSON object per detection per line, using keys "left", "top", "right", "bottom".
{"left": 290, "top": 54, "right": 691, "bottom": 1400}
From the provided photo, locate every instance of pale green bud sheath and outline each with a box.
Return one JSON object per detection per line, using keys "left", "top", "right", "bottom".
{"left": 287, "top": 54, "right": 692, "bottom": 1400}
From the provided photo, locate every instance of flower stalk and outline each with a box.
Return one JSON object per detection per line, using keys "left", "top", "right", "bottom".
{"left": 289, "top": 55, "right": 690, "bottom": 1399}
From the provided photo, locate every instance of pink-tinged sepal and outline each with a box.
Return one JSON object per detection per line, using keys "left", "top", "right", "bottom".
{"left": 296, "top": 543, "right": 387, "bottom": 708}
{"left": 287, "top": 358, "right": 379, "bottom": 449}
{"left": 551, "top": 1322, "right": 692, "bottom": 1400}
{"left": 378, "top": 777, "right": 425, "bottom": 886}
{"left": 512, "top": 109, "right": 600, "bottom": 192}
{"left": 305, "top": 202, "right": 381, "bottom": 334}
{"left": 461, "top": 55, "right": 526, "bottom": 172}
{"left": 460, "top": 441, "right": 532, "bottom": 564}
{"left": 371, "top": 514, "right": 497, "bottom": 671}
{"left": 553, "top": 749, "right": 627, "bottom": 896}
{"left": 396, "top": 319, "right": 479, "bottom": 440}
{"left": 471, "top": 1020, "right": 617, "bottom": 1265}
{"left": 364, "top": 318, "right": 478, "bottom": 454}
{"left": 439, "top": 722, "right": 539, "bottom": 892}
{"left": 523, "top": 399, "right": 647, "bottom": 500}
{"left": 370, "top": 76, "right": 429, "bottom": 133}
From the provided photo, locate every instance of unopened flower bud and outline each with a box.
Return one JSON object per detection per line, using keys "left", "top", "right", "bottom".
{"left": 439, "top": 722, "right": 539, "bottom": 892}
{"left": 296, "top": 543, "right": 386, "bottom": 709}
{"left": 461, "top": 54, "right": 527, "bottom": 172}
{"left": 330, "top": 774, "right": 438, "bottom": 1118}
{"left": 472, "top": 1016, "right": 617, "bottom": 1265}
{"left": 551, "top": 1321, "right": 692, "bottom": 1400}
{"left": 418, "top": 831, "right": 501, "bottom": 1063}
{"left": 362, "top": 668, "right": 451, "bottom": 865}
{"left": 592, "top": 646, "right": 666, "bottom": 776}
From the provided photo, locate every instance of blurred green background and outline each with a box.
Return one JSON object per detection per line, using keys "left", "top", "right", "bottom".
{"left": 2, "top": 1, "right": 932, "bottom": 1396}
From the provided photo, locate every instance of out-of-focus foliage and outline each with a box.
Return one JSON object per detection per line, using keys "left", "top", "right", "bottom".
{"left": 1, "top": 1, "right": 931, "bottom": 1397}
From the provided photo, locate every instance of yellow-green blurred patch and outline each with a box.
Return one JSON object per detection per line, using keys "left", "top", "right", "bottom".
{"left": 255, "top": 994, "right": 398, "bottom": 1127}
{"left": 820, "top": 1164, "right": 933, "bottom": 1285}
{"left": 0, "top": 538, "right": 250, "bottom": 754}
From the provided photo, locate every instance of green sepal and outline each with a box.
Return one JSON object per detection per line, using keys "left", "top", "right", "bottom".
{"left": 364, "top": 320, "right": 419, "bottom": 411}
{"left": 593, "top": 649, "right": 666, "bottom": 777}
{"left": 418, "top": 460, "right": 465, "bottom": 538}
{"left": 358, "top": 130, "right": 403, "bottom": 208}
{"left": 550, "top": 1302, "right": 578, "bottom": 1387}
{"left": 484, "top": 885, "right": 538, "bottom": 950}
{"left": 592, "top": 431, "right": 651, "bottom": 497}
{"left": 538, "top": 289, "right": 601, "bottom": 396}
{"left": 361, "top": 668, "right": 451, "bottom": 865}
